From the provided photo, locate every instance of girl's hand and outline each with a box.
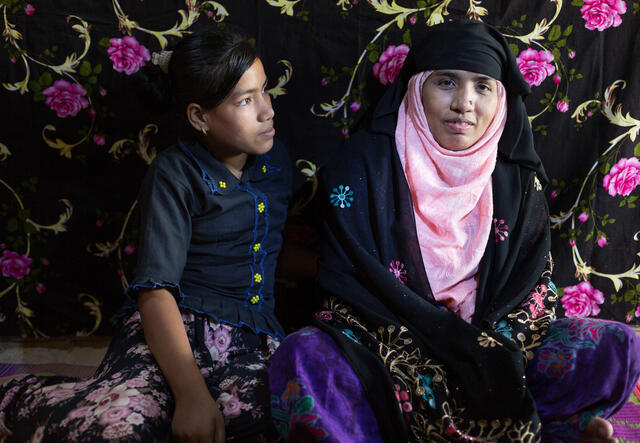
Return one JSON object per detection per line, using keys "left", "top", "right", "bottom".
{"left": 172, "top": 389, "right": 225, "bottom": 443}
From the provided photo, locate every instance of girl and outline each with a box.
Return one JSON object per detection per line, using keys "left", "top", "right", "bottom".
{"left": 0, "top": 28, "right": 291, "bottom": 442}
{"left": 269, "top": 20, "right": 640, "bottom": 443}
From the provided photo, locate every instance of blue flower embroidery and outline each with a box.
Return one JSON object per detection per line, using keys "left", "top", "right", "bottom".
{"left": 341, "top": 328, "right": 361, "bottom": 344}
{"left": 330, "top": 185, "right": 354, "bottom": 208}
{"left": 417, "top": 372, "right": 436, "bottom": 409}
{"left": 495, "top": 320, "right": 513, "bottom": 339}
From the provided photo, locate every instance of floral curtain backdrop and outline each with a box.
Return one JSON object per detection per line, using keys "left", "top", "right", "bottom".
{"left": 1, "top": 0, "right": 639, "bottom": 337}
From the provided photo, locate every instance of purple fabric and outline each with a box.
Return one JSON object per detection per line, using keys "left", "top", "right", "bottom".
{"left": 268, "top": 327, "right": 383, "bottom": 443}
{"left": 525, "top": 318, "right": 640, "bottom": 441}
{"left": 269, "top": 319, "right": 640, "bottom": 442}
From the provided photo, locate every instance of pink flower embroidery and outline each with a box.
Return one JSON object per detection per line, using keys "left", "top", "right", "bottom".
{"left": 580, "top": 0, "right": 626, "bottom": 31}
{"left": 24, "top": 4, "right": 35, "bottom": 15}
{"left": 0, "top": 250, "right": 33, "bottom": 279}
{"left": 36, "top": 283, "right": 46, "bottom": 294}
{"left": 636, "top": 302, "right": 640, "bottom": 318}
{"left": 516, "top": 48, "right": 556, "bottom": 88}
{"left": 602, "top": 157, "right": 640, "bottom": 197}
{"left": 556, "top": 100, "right": 569, "bottom": 113}
{"left": 42, "top": 80, "right": 89, "bottom": 118}
{"left": 493, "top": 218, "right": 509, "bottom": 242}
{"left": 349, "top": 101, "right": 361, "bottom": 112}
{"left": 67, "top": 405, "right": 93, "bottom": 420}
{"left": 107, "top": 36, "right": 151, "bottom": 75}
{"left": 561, "top": 281, "right": 605, "bottom": 317}
{"left": 525, "top": 285, "right": 547, "bottom": 319}
{"left": 553, "top": 75, "right": 562, "bottom": 84}
{"left": 129, "top": 394, "right": 161, "bottom": 418}
{"left": 597, "top": 235, "right": 607, "bottom": 247}
{"left": 123, "top": 245, "right": 135, "bottom": 255}
{"left": 388, "top": 260, "right": 408, "bottom": 283}
{"left": 372, "top": 44, "right": 410, "bottom": 85}
{"left": 315, "top": 310, "right": 333, "bottom": 322}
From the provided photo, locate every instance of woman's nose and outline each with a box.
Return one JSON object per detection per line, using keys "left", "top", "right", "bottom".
{"left": 451, "top": 87, "right": 474, "bottom": 113}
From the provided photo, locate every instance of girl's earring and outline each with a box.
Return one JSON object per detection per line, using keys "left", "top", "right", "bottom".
{"left": 201, "top": 127, "right": 208, "bottom": 136}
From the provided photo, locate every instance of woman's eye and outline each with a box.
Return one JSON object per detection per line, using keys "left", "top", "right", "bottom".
{"left": 239, "top": 97, "right": 251, "bottom": 106}
{"left": 438, "top": 79, "right": 455, "bottom": 88}
{"left": 477, "top": 83, "right": 492, "bottom": 92}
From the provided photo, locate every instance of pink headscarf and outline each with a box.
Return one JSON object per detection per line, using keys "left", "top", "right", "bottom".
{"left": 395, "top": 71, "right": 507, "bottom": 322}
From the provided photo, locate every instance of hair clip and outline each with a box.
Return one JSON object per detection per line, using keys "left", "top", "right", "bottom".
{"left": 151, "top": 50, "right": 173, "bottom": 74}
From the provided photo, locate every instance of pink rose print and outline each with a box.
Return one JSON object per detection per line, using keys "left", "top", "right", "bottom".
{"left": 388, "top": 260, "right": 408, "bottom": 283}
{"left": 42, "top": 79, "right": 89, "bottom": 118}
{"left": 372, "top": 44, "right": 409, "bottom": 85}
{"left": 36, "top": 283, "right": 46, "bottom": 294}
{"left": 107, "top": 36, "right": 151, "bottom": 75}
{"left": 349, "top": 101, "right": 361, "bottom": 112}
{"left": 627, "top": 313, "right": 633, "bottom": 323}
{"left": 127, "top": 412, "right": 144, "bottom": 426}
{"left": 581, "top": 0, "right": 626, "bottom": 31}
{"left": 553, "top": 75, "right": 562, "bottom": 84}
{"left": 578, "top": 211, "right": 589, "bottom": 222}
{"left": 320, "top": 78, "right": 327, "bottom": 86}
{"left": 341, "top": 128, "right": 349, "bottom": 137}
{"left": 218, "top": 392, "right": 244, "bottom": 417}
{"left": 123, "top": 245, "right": 135, "bottom": 255}
{"left": 102, "top": 422, "right": 134, "bottom": 439}
{"left": 99, "top": 406, "right": 131, "bottom": 425}
{"left": 556, "top": 100, "right": 569, "bottom": 113}
{"left": 636, "top": 302, "right": 640, "bottom": 318}
{"left": 568, "top": 50, "right": 576, "bottom": 59}
{"left": 93, "top": 134, "right": 105, "bottom": 146}
{"left": 129, "top": 394, "right": 161, "bottom": 418}
{"left": 561, "top": 281, "right": 605, "bottom": 317}
{"left": 516, "top": 48, "right": 556, "bottom": 87}
{"left": 24, "top": 4, "right": 35, "bottom": 15}
{"left": 602, "top": 157, "right": 640, "bottom": 197}
{"left": 493, "top": 218, "right": 509, "bottom": 242}
{"left": 597, "top": 235, "right": 607, "bottom": 247}
{"left": 67, "top": 405, "right": 93, "bottom": 420}
{"left": 0, "top": 250, "right": 32, "bottom": 279}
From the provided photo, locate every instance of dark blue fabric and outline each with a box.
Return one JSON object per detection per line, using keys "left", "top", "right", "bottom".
{"left": 126, "top": 138, "right": 292, "bottom": 338}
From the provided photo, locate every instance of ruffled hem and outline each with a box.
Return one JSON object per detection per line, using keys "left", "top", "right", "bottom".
{"left": 179, "top": 295, "right": 285, "bottom": 339}
{"left": 121, "top": 281, "right": 284, "bottom": 339}
{"left": 124, "top": 279, "right": 185, "bottom": 304}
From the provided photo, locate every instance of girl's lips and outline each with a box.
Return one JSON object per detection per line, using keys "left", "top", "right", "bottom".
{"left": 261, "top": 127, "right": 276, "bottom": 137}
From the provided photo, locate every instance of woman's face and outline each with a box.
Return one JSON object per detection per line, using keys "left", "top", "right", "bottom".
{"left": 200, "top": 58, "right": 275, "bottom": 158}
{"left": 421, "top": 69, "right": 499, "bottom": 151}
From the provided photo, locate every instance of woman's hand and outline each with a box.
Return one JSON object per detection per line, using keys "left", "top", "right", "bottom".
{"left": 172, "top": 389, "right": 225, "bottom": 443}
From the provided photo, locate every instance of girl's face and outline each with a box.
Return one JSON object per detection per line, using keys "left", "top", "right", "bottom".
{"left": 200, "top": 58, "right": 275, "bottom": 158}
{"left": 421, "top": 69, "right": 499, "bottom": 151}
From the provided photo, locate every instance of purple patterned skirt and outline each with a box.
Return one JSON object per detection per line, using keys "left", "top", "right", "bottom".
{"left": 269, "top": 318, "right": 640, "bottom": 442}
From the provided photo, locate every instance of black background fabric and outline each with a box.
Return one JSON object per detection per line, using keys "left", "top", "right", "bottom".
{"left": 1, "top": 0, "right": 639, "bottom": 336}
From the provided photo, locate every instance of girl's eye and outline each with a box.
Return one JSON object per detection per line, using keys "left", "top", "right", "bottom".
{"left": 477, "top": 83, "right": 491, "bottom": 91}
{"left": 239, "top": 97, "right": 251, "bottom": 106}
{"left": 438, "top": 79, "right": 455, "bottom": 88}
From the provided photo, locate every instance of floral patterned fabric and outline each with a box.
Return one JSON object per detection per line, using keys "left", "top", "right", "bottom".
{"left": 0, "top": 311, "right": 280, "bottom": 442}
{"left": 1, "top": 0, "right": 640, "bottom": 338}
{"left": 270, "top": 317, "right": 640, "bottom": 442}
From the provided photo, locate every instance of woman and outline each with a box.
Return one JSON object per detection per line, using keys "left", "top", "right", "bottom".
{"left": 0, "top": 28, "right": 290, "bottom": 442}
{"left": 269, "top": 21, "right": 640, "bottom": 442}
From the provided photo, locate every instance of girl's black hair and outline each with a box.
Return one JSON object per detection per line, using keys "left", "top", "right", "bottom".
{"left": 138, "top": 27, "right": 258, "bottom": 136}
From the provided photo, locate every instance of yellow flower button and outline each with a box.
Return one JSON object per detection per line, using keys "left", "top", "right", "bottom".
{"left": 219, "top": 181, "right": 226, "bottom": 189}
{"left": 254, "top": 273, "right": 262, "bottom": 283}
{"left": 253, "top": 243, "right": 261, "bottom": 252}
{"left": 250, "top": 295, "right": 260, "bottom": 304}
{"left": 257, "top": 202, "right": 265, "bottom": 213}
{"left": 262, "top": 165, "right": 267, "bottom": 173}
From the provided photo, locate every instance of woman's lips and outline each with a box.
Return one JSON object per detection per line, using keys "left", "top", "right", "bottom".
{"left": 444, "top": 120, "right": 474, "bottom": 132}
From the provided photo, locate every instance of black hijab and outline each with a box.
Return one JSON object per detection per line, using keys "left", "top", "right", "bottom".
{"left": 313, "top": 20, "right": 553, "bottom": 441}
